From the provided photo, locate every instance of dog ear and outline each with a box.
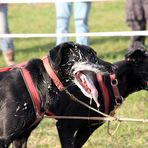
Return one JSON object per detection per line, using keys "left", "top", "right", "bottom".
{"left": 49, "top": 44, "right": 62, "bottom": 68}
{"left": 49, "top": 42, "right": 75, "bottom": 68}
{"left": 125, "top": 42, "right": 148, "bottom": 63}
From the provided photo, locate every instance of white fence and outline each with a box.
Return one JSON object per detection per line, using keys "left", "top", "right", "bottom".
{"left": 0, "top": 31, "right": 148, "bottom": 38}
{"left": 0, "top": 0, "right": 123, "bottom": 4}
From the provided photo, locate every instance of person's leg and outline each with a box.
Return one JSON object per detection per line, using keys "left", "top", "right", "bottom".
{"left": 126, "top": 0, "right": 146, "bottom": 47}
{"left": 143, "top": 1, "right": 148, "bottom": 44}
{"left": 74, "top": 2, "right": 91, "bottom": 45}
{"left": 55, "top": 2, "right": 72, "bottom": 45}
{"left": 0, "top": 4, "right": 15, "bottom": 66}
{"left": 130, "top": 20, "right": 146, "bottom": 47}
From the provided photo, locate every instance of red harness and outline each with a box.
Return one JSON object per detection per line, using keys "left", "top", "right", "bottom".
{"left": 0, "top": 59, "right": 122, "bottom": 119}
{"left": 97, "top": 74, "right": 110, "bottom": 114}
{"left": 20, "top": 67, "right": 43, "bottom": 118}
{"left": 0, "top": 56, "right": 64, "bottom": 119}
{"left": 97, "top": 73, "right": 122, "bottom": 114}
{"left": 42, "top": 56, "right": 65, "bottom": 91}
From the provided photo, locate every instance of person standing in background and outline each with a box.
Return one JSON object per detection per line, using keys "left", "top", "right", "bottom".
{"left": 0, "top": 4, "right": 15, "bottom": 66}
{"left": 126, "top": 0, "right": 148, "bottom": 47}
{"left": 55, "top": 2, "right": 91, "bottom": 45}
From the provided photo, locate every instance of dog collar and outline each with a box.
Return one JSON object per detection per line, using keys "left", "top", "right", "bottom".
{"left": 110, "top": 74, "right": 123, "bottom": 106}
{"left": 97, "top": 74, "right": 110, "bottom": 114}
{"left": 97, "top": 73, "right": 123, "bottom": 114}
{"left": 42, "top": 56, "right": 65, "bottom": 91}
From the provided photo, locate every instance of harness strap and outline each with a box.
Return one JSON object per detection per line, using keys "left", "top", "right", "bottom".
{"left": 97, "top": 74, "right": 110, "bottom": 114}
{"left": 110, "top": 74, "right": 123, "bottom": 105}
{"left": 20, "top": 67, "right": 43, "bottom": 119}
{"left": 0, "top": 67, "right": 12, "bottom": 72}
{"left": 18, "top": 60, "right": 58, "bottom": 118}
{"left": 42, "top": 56, "right": 65, "bottom": 91}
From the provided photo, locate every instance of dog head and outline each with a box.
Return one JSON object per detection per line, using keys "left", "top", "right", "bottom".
{"left": 125, "top": 41, "right": 148, "bottom": 90}
{"left": 48, "top": 42, "right": 116, "bottom": 103}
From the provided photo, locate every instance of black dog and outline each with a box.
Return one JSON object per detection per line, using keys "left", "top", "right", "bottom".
{"left": 0, "top": 42, "right": 116, "bottom": 148}
{"left": 45, "top": 42, "right": 148, "bottom": 148}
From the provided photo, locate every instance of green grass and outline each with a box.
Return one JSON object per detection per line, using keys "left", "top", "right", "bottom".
{"left": 1, "top": 2, "right": 148, "bottom": 148}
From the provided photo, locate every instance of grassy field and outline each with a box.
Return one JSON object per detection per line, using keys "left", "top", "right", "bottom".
{"left": 1, "top": 1, "right": 148, "bottom": 148}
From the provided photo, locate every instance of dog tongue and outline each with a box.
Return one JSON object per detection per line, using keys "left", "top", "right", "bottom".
{"left": 76, "top": 72, "right": 100, "bottom": 108}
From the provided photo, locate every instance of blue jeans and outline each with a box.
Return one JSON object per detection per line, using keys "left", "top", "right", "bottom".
{"left": 55, "top": 2, "right": 91, "bottom": 45}
{"left": 0, "top": 4, "right": 14, "bottom": 52}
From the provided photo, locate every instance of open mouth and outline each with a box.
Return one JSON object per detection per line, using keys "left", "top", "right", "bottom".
{"left": 74, "top": 71, "right": 100, "bottom": 109}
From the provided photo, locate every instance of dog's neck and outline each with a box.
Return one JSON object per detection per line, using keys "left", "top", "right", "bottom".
{"left": 100, "top": 60, "right": 146, "bottom": 113}
{"left": 25, "top": 59, "right": 60, "bottom": 112}
{"left": 114, "top": 60, "right": 144, "bottom": 98}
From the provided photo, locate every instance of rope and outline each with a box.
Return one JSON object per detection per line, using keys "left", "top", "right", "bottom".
{"left": 61, "top": 89, "right": 121, "bottom": 135}
{"left": 0, "top": 0, "right": 123, "bottom": 4}
{"left": 44, "top": 89, "right": 148, "bottom": 136}
{"left": 44, "top": 115, "right": 148, "bottom": 123}
{"left": 45, "top": 114, "right": 148, "bottom": 135}
{"left": 64, "top": 89, "right": 112, "bottom": 118}
{"left": 0, "top": 31, "right": 148, "bottom": 38}
{"left": 57, "top": 90, "right": 148, "bottom": 123}
{"left": 107, "top": 121, "right": 121, "bottom": 136}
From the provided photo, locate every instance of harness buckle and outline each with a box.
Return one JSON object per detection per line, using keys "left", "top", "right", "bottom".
{"left": 111, "top": 78, "right": 118, "bottom": 86}
{"left": 115, "top": 96, "right": 124, "bottom": 106}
